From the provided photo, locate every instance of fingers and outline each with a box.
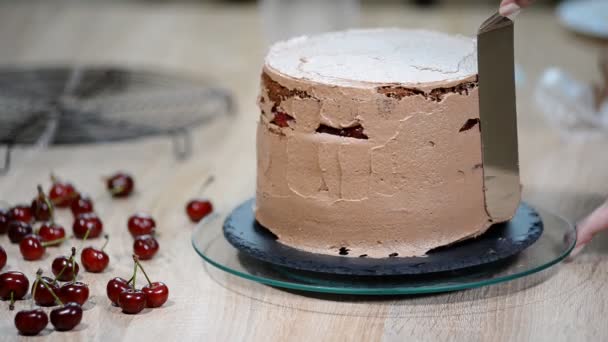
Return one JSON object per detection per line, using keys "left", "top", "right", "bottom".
{"left": 516, "top": 0, "right": 535, "bottom": 6}
{"left": 499, "top": 0, "right": 534, "bottom": 17}
{"left": 571, "top": 200, "right": 608, "bottom": 257}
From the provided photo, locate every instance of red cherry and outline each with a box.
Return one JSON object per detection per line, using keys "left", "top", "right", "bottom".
{"left": 0, "top": 271, "right": 29, "bottom": 301}
{"left": 38, "top": 223, "right": 66, "bottom": 245}
{"left": 52, "top": 248, "right": 79, "bottom": 282}
{"left": 118, "top": 289, "right": 146, "bottom": 314}
{"left": 50, "top": 302, "right": 82, "bottom": 331}
{"left": 31, "top": 185, "right": 53, "bottom": 222}
{"left": 49, "top": 176, "right": 78, "bottom": 208}
{"left": 271, "top": 111, "right": 294, "bottom": 127}
{"left": 81, "top": 235, "right": 110, "bottom": 273}
{"left": 186, "top": 199, "right": 213, "bottom": 223}
{"left": 70, "top": 195, "right": 94, "bottom": 216}
{"left": 32, "top": 276, "right": 59, "bottom": 307}
{"left": 142, "top": 282, "right": 169, "bottom": 308}
{"left": 8, "top": 221, "right": 33, "bottom": 243}
{"left": 14, "top": 309, "right": 48, "bottom": 336}
{"left": 128, "top": 213, "right": 156, "bottom": 237}
{"left": 0, "top": 246, "right": 6, "bottom": 270}
{"left": 19, "top": 235, "right": 45, "bottom": 261}
{"left": 9, "top": 205, "right": 33, "bottom": 224}
{"left": 106, "top": 277, "right": 130, "bottom": 305}
{"left": 73, "top": 212, "right": 103, "bottom": 239}
{"left": 106, "top": 172, "right": 134, "bottom": 198}
{"left": 81, "top": 247, "right": 109, "bottom": 273}
{"left": 133, "top": 235, "right": 159, "bottom": 260}
{"left": 59, "top": 281, "right": 89, "bottom": 306}
{"left": 0, "top": 209, "right": 9, "bottom": 234}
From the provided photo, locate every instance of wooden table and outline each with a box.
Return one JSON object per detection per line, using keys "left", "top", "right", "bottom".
{"left": 0, "top": 1, "right": 606, "bottom": 341}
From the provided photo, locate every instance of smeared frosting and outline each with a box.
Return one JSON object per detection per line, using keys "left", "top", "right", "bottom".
{"left": 266, "top": 28, "right": 477, "bottom": 88}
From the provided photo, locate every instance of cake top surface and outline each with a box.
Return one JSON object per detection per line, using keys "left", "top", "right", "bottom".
{"left": 265, "top": 28, "right": 478, "bottom": 88}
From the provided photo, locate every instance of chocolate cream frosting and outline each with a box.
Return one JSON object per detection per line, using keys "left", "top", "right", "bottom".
{"left": 256, "top": 28, "right": 514, "bottom": 258}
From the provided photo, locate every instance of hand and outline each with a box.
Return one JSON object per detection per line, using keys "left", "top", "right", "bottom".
{"left": 571, "top": 200, "right": 608, "bottom": 257}
{"left": 499, "top": 0, "right": 534, "bottom": 17}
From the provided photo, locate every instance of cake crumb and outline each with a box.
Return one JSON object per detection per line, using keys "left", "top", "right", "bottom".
{"left": 339, "top": 247, "right": 350, "bottom": 255}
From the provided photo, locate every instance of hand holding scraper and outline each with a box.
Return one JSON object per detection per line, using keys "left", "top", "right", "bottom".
{"left": 496, "top": 0, "right": 606, "bottom": 258}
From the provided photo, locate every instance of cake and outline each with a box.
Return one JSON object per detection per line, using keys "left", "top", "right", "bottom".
{"left": 256, "top": 28, "right": 515, "bottom": 258}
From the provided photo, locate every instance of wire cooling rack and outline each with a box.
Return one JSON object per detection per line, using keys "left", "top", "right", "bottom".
{"left": 0, "top": 66, "right": 234, "bottom": 174}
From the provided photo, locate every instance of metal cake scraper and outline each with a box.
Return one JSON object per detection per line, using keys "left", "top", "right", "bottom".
{"left": 477, "top": 12, "right": 521, "bottom": 221}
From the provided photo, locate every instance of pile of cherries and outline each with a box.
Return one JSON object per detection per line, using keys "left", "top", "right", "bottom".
{"left": 107, "top": 255, "right": 168, "bottom": 314}
{"left": 1, "top": 266, "right": 85, "bottom": 335}
{"left": 0, "top": 171, "right": 213, "bottom": 336}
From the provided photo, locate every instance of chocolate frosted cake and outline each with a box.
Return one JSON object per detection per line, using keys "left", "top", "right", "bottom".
{"left": 256, "top": 28, "right": 512, "bottom": 258}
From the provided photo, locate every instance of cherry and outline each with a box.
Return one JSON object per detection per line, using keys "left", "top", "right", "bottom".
{"left": 0, "top": 209, "right": 10, "bottom": 234}
{"left": 118, "top": 289, "right": 146, "bottom": 314}
{"left": 133, "top": 235, "right": 159, "bottom": 260}
{"left": 19, "top": 234, "right": 65, "bottom": 261}
{"left": 50, "top": 302, "right": 82, "bottom": 331}
{"left": 14, "top": 309, "right": 48, "bottom": 336}
{"left": 186, "top": 199, "right": 213, "bottom": 223}
{"left": 70, "top": 195, "right": 94, "bottom": 216}
{"left": 52, "top": 248, "right": 79, "bottom": 282}
{"left": 128, "top": 213, "right": 156, "bottom": 237}
{"left": 8, "top": 221, "right": 33, "bottom": 243}
{"left": 49, "top": 175, "right": 78, "bottom": 208}
{"left": 38, "top": 222, "right": 66, "bottom": 245}
{"left": 9, "top": 205, "right": 33, "bottom": 224}
{"left": 73, "top": 212, "right": 103, "bottom": 239}
{"left": 59, "top": 282, "right": 89, "bottom": 306}
{"left": 31, "top": 185, "right": 53, "bottom": 222}
{"left": 271, "top": 111, "right": 294, "bottom": 127}
{"left": 0, "top": 246, "right": 6, "bottom": 270}
{"left": 134, "top": 256, "right": 168, "bottom": 308}
{"left": 81, "top": 235, "right": 110, "bottom": 273}
{"left": 106, "top": 277, "right": 130, "bottom": 306}
{"left": 106, "top": 172, "right": 134, "bottom": 198}
{"left": 142, "top": 282, "right": 168, "bottom": 308}
{"left": 0, "top": 271, "right": 29, "bottom": 309}
{"left": 32, "top": 276, "right": 59, "bottom": 307}
{"left": 19, "top": 235, "right": 44, "bottom": 261}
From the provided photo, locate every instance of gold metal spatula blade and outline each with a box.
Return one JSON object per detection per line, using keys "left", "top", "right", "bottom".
{"left": 477, "top": 12, "right": 521, "bottom": 221}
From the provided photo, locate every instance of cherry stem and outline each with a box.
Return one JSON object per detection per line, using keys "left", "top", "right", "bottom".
{"left": 38, "top": 273, "right": 63, "bottom": 306}
{"left": 37, "top": 184, "right": 55, "bottom": 223}
{"left": 31, "top": 270, "right": 42, "bottom": 310}
{"left": 82, "top": 227, "right": 91, "bottom": 242}
{"left": 9, "top": 291, "right": 14, "bottom": 311}
{"left": 198, "top": 175, "right": 215, "bottom": 195}
{"left": 50, "top": 173, "right": 58, "bottom": 184}
{"left": 70, "top": 247, "right": 76, "bottom": 282}
{"left": 101, "top": 234, "right": 109, "bottom": 251}
{"left": 131, "top": 260, "right": 138, "bottom": 290}
{"left": 41, "top": 236, "right": 67, "bottom": 247}
{"left": 53, "top": 265, "right": 66, "bottom": 283}
{"left": 133, "top": 255, "right": 152, "bottom": 286}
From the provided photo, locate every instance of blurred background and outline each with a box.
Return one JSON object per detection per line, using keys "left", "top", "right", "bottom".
{"left": 0, "top": 0, "right": 605, "bottom": 218}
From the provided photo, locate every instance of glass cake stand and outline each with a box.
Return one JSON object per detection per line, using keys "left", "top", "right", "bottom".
{"left": 192, "top": 204, "right": 576, "bottom": 295}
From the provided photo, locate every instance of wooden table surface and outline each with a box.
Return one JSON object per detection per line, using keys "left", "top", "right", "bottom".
{"left": 0, "top": 1, "right": 607, "bottom": 341}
